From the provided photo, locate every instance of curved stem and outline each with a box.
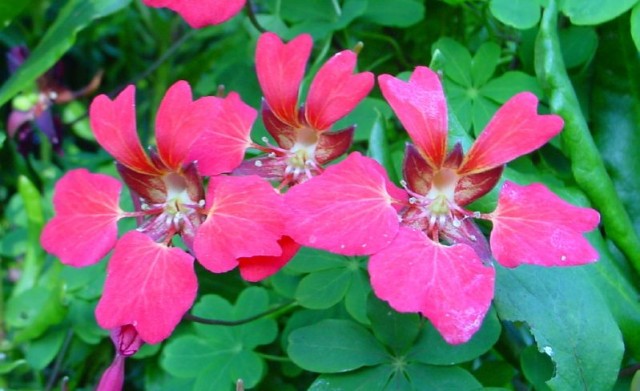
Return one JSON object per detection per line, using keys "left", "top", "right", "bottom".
{"left": 184, "top": 300, "right": 296, "bottom": 326}
{"left": 245, "top": 0, "right": 267, "bottom": 33}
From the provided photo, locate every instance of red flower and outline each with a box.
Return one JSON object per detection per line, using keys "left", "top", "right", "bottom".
{"left": 284, "top": 66, "right": 600, "bottom": 344}
{"left": 142, "top": 0, "right": 246, "bottom": 28}
{"left": 41, "top": 81, "right": 284, "bottom": 343}
{"left": 233, "top": 32, "right": 374, "bottom": 188}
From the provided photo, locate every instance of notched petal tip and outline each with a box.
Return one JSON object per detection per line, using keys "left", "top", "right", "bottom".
{"left": 489, "top": 181, "right": 600, "bottom": 268}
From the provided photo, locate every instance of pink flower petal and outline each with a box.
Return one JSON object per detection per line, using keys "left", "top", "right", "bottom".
{"left": 237, "top": 236, "right": 301, "bottom": 282}
{"left": 489, "top": 181, "right": 600, "bottom": 267}
{"left": 379, "top": 67, "right": 448, "bottom": 169}
{"left": 194, "top": 176, "right": 285, "bottom": 273}
{"left": 256, "top": 32, "right": 312, "bottom": 126}
{"left": 90, "top": 86, "right": 159, "bottom": 175}
{"left": 305, "top": 50, "right": 374, "bottom": 131}
{"left": 284, "top": 152, "right": 407, "bottom": 255}
{"left": 458, "top": 93, "right": 564, "bottom": 175}
{"left": 95, "top": 231, "right": 198, "bottom": 344}
{"left": 41, "top": 169, "right": 122, "bottom": 267}
{"left": 155, "top": 81, "right": 217, "bottom": 170}
{"left": 188, "top": 92, "right": 254, "bottom": 176}
{"left": 369, "top": 227, "right": 495, "bottom": 344}
{"left": 142, "top": 0, "right": 246, "bottom": 28}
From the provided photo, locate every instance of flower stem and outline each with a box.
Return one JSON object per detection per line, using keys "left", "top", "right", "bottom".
{"left": 184, "top": 300, "right": 296, "bottom": 326}
{"left": 245, "top": 0, "right": 267, "bottom": 33}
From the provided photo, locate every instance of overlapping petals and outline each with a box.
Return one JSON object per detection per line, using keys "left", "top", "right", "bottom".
{"left": 194, "top": 175, "right": 285, "bottom": 273}
{"left": 95, "top": 232, "right": 198, "bottom": 344}
{"left": 142, "top": 0, "right": 246, "bottom": 28}
{"left": 41, "top": 169, "right": 123, "bottom": 267}
{"left": 188, "top": 92, "right": 254, "bottom": 176}
{"left": 285, "top": 152, "right": 407, "bottom": 255}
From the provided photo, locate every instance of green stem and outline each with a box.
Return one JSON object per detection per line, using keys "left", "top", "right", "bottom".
{"left": 535, "top": 0, "right": 640, "bottom": 268}
{"left": 184, "top": 300, "right": 297, "bottom": 326}
{"left": 245, "top": 0, "right": 267, "bottom": 33}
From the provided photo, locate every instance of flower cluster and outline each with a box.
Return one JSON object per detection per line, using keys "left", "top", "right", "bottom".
{"left": 41, "top": 30, "right": 600, "bottom": 389}
{"left": 284, "top": 66, "right": 600, "bottom": 343}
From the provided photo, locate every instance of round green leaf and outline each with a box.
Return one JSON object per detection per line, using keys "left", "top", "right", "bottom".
{"left": 295, "top": 268, "right": 352, "bottom": 309}
{"left": 367, "top": 296, "right": 421, "bottom": 354}
{"left": 471, "top": 42, "right": 501, "bottom": 86}
{"left": 344, "top": 269, "right": 371, "bottom": 325}
{"left": 409, "top": 307, "right": 501, "bottom": 365}
{"left": 405, "top": 363, "right": 482, "bottom": 390}
{"left": 361, "top": 0, "right": 425, "bottom": 27}
{"left": 490, "top": 0, "right": 541, "bottom": 29}
{"left": 480, "top": 71, "right": 543, "bottom": 103}
{"left": 561, "top": 0, "right": 637, "bottom": 25}
{"left": 285, "top": 247, "right": 347, "bottom": 274}
{"left": 287, "top": 319, "right": 388, "bottom": 373}
{"left": 433, "top": 38, "right": 472, "bottom": 87}
{"left": 559, "top": 26, "right": 598, "bottom": 68}
{"left": 309, "top": 365, "right": 392, "bottom": 391}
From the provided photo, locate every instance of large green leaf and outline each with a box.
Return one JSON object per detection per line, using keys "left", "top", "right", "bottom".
{"left": 367, "top": 296, "right": 421, "bottom": 354}
{"left": 0, "top": 0, "right": 131, "bottom": 107}
{"left": 361, "top": 0, "right": 425, "bottom": 27}
{"left": 490, "top": 0, "right": 541, "bottom": 29}
{"left": 405, "top": 364, "right": 482, "bottom": 390}
{"left": 161, "top": 288, "right": 277, "bottom": 390}
{"left": 493, "top": 266, "right": 623, "bottom": 390}
{"left": 561, "top": 0, "right": 637, "bottom": 25}
{"left": 591, "top": 16, "right": 640, "bottom": 235}
{"left": 287, "top": 319, "right": 388, "bottom": 373}
{"left": 632, "top": 2, "right": 640, "bottom": 52}
{"left": 309, "top": 365, "right": 391, "bottom": 391}
{"left": 409, "top": 307, "right": 501, "bottom": 366}
{"left": 295, "top": 268, "right": 352, "bottom": 309}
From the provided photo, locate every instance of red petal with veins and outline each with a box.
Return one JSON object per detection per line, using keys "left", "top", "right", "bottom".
{"left": 458, "top": 92, "right": 564, "bottom": 175}
{"left": 379, "top": 67, "right": 448, "bottom": 168}
{"left": 116, "top": 163, "right": 166, "bottom": 204}
{"left": 238, "top": 236, "right": 301, "bottom": 282}
{"left": 188, "top": 92, "right": 254, "bottom": 176}
{"left": 256, "top": 32, "right": 312, "bottom": 126}
{"left": 305, "top": 50, "right": 374, "bottom": 131}
{"left": 489, "top": 181, "right": 600, "bottom": 267}
{"left": 284, "top": 152, "right": 407, "bottom": 255}
{"left": 156, "top": 81, "right": 214, "bottom": 170}
{"left": 142, "top": 0, "right": 246, "bottom": 28}
{"left": 194, "top": 176, "right": 284, "bottom": 273}
{"left": 315, "top": 126, "right": 355, "bottom": 164}
{"left": 95, "top": 231, "right": 198, "bottom": 344}
{"left": 232, "top": 155, "right": 288, "bottom": 181}
{"left": 369, "top": 227, "right": 495, "bottom": 344}
{"left": 262, "top": 100, "right": 296, "bottom": 149}
{"left": 41, "top": 169, "right": 122, "bottom": 267}
{"left": 454, "top": 165, "right": 503, "bottom": 206}
{"left": 90, "top": 86, "right": 159, "bottom": 175}
{"left": 402, "top": 143, "right": 434, "bottom": 196}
